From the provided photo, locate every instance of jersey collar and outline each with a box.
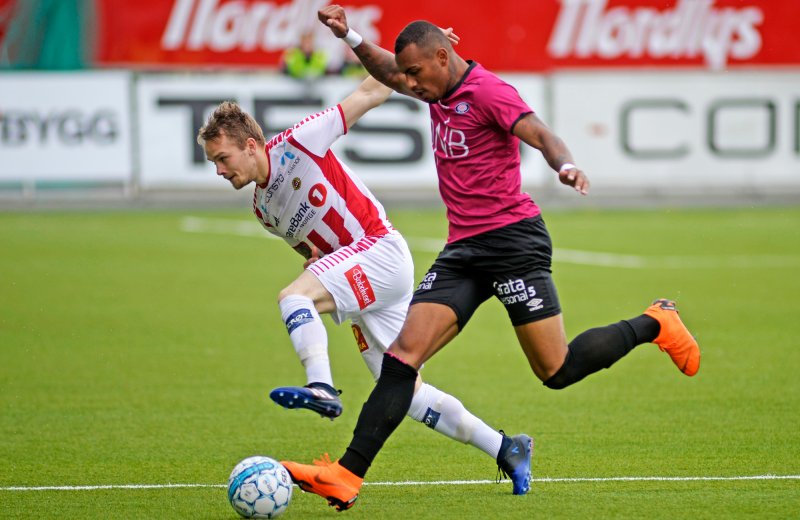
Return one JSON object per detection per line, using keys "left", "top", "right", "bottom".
{"left": 440, "top": 60, "right": 477, "bottom": 102}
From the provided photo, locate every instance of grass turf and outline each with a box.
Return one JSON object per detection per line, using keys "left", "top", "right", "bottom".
{"left": 1, "top": 206, "right": 799, "bottom": 518}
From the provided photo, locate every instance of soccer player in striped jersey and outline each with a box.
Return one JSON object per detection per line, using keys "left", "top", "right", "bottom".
{"left": 277, "top": 6, "right": 702, "bottom": 511}
{"left": 197, "top": 75, "right": 530, "bottom": 495}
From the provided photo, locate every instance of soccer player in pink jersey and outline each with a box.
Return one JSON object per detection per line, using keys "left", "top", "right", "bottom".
{"left": 276, "top": 6, "right": 702, "bottom": 511}
{"left": 197, "top": 75, "right": 529, "bottom": 497}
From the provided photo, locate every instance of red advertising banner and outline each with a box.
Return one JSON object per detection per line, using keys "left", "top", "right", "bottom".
{"left": 95, "top": 0, "right": 800, "bottom": 72}
{"left": 0, "top": 0, "right": 16, "bottom": 46}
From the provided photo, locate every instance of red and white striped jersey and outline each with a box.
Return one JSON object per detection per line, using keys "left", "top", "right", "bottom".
{"left": 253, "top": 105, "right": 392, "bottom": 256}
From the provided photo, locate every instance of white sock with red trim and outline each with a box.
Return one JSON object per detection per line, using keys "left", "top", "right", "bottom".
{"left": 278, "top": 294, "right": 333, "bottom": 387}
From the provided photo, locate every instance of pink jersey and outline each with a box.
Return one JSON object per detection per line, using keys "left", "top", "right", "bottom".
{"left": 429, "top": 61, "right": 541, "bottom": 243}
{"left": 253, "top": 105, "right": 392, "bottom": 256}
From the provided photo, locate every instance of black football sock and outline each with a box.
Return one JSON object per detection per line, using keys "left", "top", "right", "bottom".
{"left": 339, "top": 353, "right": 418, "bottom": 478}
{"left": 544, "top": 316, "right": 658, "bottom": 390}
{"left": 625, "top": 314, "right": 660, "bottom": 344}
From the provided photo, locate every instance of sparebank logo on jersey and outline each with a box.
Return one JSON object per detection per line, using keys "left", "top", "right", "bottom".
{"left": 494, "top": 278, "right": 543, "bottom": 311}
{"left": 417, "top": 272, "right": 437, "bottom": 291}
{"left": 285, "top": 202, "right": 316, "bottom": 238}
{"left": 345, "top": 265, "right": 376, "bottom": 310}
{"left": 285, "top": 308, "right": 314, "bottom": 334}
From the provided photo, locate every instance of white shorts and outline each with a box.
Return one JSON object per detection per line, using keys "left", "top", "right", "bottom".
{"left": 307, "top": 231, "right": 413, "bottom": 378}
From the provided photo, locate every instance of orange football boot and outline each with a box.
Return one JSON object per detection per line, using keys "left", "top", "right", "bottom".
{"left": 281, "top": 454, "right": 362, "bottom": 511}
{"left": 644, "top": 299, "right": 700, "bottom": 376}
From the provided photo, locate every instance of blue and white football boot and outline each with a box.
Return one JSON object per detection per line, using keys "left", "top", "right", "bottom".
{"left": 496, "top": 431, "right": 533, "bottom": 495}
{"left": 269, "top": 382, "right": 343, "bottom": 419}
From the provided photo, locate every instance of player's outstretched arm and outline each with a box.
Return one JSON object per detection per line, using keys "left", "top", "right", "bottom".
{"left": 513, "top": 113, "right": 590, "bottom": 195}
{"left": 319, "top": 5, "right": 411, "bottom": 95}
{"left": 339, "top": 75, "right": 393, "bottom": 129}
{"left": 319, "top": 5, "right": 459, "bottom": 99}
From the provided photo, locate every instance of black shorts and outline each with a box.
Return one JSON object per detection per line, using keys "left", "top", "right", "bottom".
{"left": 411, "top": 216, "right": 561, "bottom": 330}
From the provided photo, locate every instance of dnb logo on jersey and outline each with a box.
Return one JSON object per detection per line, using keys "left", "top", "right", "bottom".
{"left": 345, "top": 265, "right": 376, "bottom": 310}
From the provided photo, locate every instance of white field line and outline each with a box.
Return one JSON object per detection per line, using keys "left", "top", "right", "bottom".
{"left": 179, "top": 217, "right": 800, "bottom": 269}
{"left": 3, "top": 475, "right": 799, "bottom": 491}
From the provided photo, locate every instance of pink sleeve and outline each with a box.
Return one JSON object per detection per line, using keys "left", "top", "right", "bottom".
{"left": 476, "top": 80, "right": 533, "bottom": 133}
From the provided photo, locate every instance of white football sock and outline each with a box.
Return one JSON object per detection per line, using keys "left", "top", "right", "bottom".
{"left": 278, "top": 294, "right": 332, "bottom": 387}
{"left": 408, "top": 382, "right": 503, "bottom": 459}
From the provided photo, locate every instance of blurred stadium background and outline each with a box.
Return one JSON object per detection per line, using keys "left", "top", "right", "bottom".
{"left": 1, "top": 0, "right": 799, "bottom": 208}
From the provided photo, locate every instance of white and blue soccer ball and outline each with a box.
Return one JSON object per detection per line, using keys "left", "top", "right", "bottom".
{"left": 227, "top": 456, "right": 293, "bottom": 518}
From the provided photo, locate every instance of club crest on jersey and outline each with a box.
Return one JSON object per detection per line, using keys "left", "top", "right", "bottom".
{"left": 455, "top": 102, "right": 470, "bottom": 114}
{"left": 292, "top": 177, "right": 301, "bottom": 190}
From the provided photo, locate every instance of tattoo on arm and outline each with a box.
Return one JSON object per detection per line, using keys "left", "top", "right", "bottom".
{"left": 353, "top": 42, "right": 411, "bottom": 95}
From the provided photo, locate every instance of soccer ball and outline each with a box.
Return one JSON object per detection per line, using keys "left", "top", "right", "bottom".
{"left": 227, "top": 456, "right": 293, "bottom": 518}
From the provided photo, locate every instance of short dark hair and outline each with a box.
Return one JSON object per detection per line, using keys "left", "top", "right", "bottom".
{"left": 394, "top": 20, "right": 450, "bottom": 55}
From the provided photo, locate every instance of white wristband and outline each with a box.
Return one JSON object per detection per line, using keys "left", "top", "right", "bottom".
{"left": 558, "top": 163, "right": 576, "bottom": 173}
{"left": 342, "top": 28, "right": 363, "bottom": 48}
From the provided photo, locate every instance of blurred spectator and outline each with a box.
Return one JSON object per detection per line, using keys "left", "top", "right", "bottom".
{"left": 336, "top": 46, "right": 368, "bottom": 79}
{"left": 281, "top": 31, "right": 328, "bottom": 80}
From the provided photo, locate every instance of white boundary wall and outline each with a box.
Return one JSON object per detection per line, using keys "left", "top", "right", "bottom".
{"left": 135, "top": 73, "right": 547, "bottom": 189}
{"left": 0, "top": 72, "right": 132, "bottom": 182}
{"left": 1, "top": 70, "right": 798, "bottom": 200}
{"left": 552, "top": 71, "right": 800, "bottom": 193}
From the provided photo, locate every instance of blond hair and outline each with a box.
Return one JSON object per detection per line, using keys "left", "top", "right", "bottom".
{"left": 197, "top": 101, "right": 266, "bottom": 148}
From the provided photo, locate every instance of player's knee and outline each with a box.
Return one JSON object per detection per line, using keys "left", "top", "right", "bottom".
{"left": 543, "top": 371, "right": 570, "bottom": 390}
{"left": 388, "top": 337, "right": 423, "bottom": 369}
{"left": 277, "top": 287, "right": 293, "bottom": 303}
{"left": 277, "top": 285, "right": 309, "bottom": 303}
{"left": 543, "top": 351, "right": 580, "bottom": 390}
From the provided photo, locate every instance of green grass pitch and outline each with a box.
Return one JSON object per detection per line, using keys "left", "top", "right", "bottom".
{"left": 1, "top": 206, "right": 799, "bottom": 518}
